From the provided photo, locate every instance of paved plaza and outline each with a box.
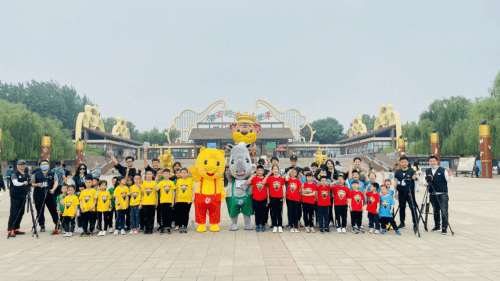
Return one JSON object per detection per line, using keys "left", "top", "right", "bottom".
{"left": 0, "top": 175, "right": 499, "bottom": 281}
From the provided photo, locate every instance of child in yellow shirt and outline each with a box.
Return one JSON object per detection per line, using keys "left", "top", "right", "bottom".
{"left": 96, "top": 180, "right": 112, "bottom": 236}
{"left": 175, "top": 168, "right": 194, "bottom": 233}
{"left": 157, "top": 168, "right": 176, "bottom": 234}
{"left": 129, "top": 177, "right": 142, "bottom": 234}
{"left": 113, "top": 176, "right": 129, "bottom": 235}
{"left": 62, "top": 185, "right": 79, "bottom": 237}
{"left": 140, "top": 170, "right": 158, "bottom": 234}
{"left": 79, "top": 175, "right": 97, "bottom": 237}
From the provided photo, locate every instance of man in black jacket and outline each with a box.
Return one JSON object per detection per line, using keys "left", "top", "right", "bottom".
{"left": 425, "top": 156, "right": 454, "bottom": 235}
{"left": 31, "top": 159, "right": 59, "bottom": 232}
{"left": 394, "top": 156, "right": 419, "bottom": 229}
{"left": 7, "top": 160, "right": 30, "bottom": 237}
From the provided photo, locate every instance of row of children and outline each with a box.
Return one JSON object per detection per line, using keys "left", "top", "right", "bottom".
{"left": 248, "top": 164, "right": 401, "bottom": 234}
{"left": 56, "top": 167, "right": 195, "bottom": 237}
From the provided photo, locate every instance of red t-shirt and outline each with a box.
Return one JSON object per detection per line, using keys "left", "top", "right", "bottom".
{"left": 366, "top": 191, "right": 380, "bottom": 214}
{"left": 286, "top": 178, "right": 302, "bottom": 202}
{"left": 251, "top": 176, "right": 268, "bottom": 201}
{"left": 301, "top": 182, "right": 317, "bottom": 204}
{"left": 267, "top": 176, "right": 285, "bottom": 198}
{"left": 317, "top": 185, "right": 331, "bottom": 206}
{"left": 332, "top": 185, "right": 350, "bottom": 206}
{"left": 349, "top": 190, "right": 365, "bottom": 211}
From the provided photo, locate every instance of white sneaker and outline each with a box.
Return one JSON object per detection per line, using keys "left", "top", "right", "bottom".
{"left": 290, "top": 228, "right": 294, "bottom": 233}
{"left": 329, "top": 221, "right": 334, "bottom": 227}
{"left": 369, "top": 228, "right": 374, "bottom": 234}
{"left": 63, "top": 232, "right": 68, "bottom": 237}
{"left": 273, "top": 226, "right": 278, "bottom": 233}
{"left": 374, "top": 230, "right": 380, "bottom": 234}
{"left": 102, "top": 231, "right": 107, "bottom": 236}
{"left": 278, "top": 227, "right": 283, "bottom": 233}
{"left": 113, "top": 230, "right": 118, "bottom": 235}
{"left": 121, "top": 229, "right": 125, "bottom": 235}
{"left": 336, "top": 228, "right": 341, "bottom": 234}
{"left": 341, "top": 228, "right": 347, "bottom": 234}
{"left": 294, "top": 228, "right": 299, "bottom": 233}
{"left": 97, "top": 231, "right": 103, "bottom": 236}
{"left": 133, "top": 229, "right": 138, "bottom": 234}
{"left": 129, "top": 230, "right": 134, "bottom": 235}
{"left": 68, "top": 232, "right": 73, "bottom": 237}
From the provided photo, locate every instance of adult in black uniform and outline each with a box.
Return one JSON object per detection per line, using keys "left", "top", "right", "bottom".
{"left": 394, "top": 156, "right": 419, "bottom": 229}
{"left": 32, "top": 159, "right": 59, "bottom": 232}
{"left": 425, "top": 156, "right": 454, "bottom": 235}
{"left": 7, "top": 160, "right": 29, "bottom": 238}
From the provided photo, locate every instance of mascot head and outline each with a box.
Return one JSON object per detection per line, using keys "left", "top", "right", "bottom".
{"left": 227, "top": 143, "right": 253, "bottom": 179}
{"left": 230, "top": 112, "right": 261, "bottom": 144}
{"left": 195, "top": 148, "right": 226, "bottom": 180}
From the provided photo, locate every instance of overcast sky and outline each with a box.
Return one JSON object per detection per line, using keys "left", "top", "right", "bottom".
{"left": 1, "top": 1, "right": 499, "bottom": 133}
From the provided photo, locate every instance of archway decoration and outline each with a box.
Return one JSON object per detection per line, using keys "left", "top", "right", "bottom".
{"left": 75, "top": 105, "right": 105, "bottom": 141}
{"left": 374, "top": 104, "right": 402, "bottom": 138}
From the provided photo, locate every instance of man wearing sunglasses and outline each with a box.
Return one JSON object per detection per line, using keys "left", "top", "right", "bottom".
{"left": 109, "top": 151, "right": 138, "bottom": 178}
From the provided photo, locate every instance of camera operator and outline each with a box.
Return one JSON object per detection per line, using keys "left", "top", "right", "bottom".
{"left": 7, "top": 160, "right": 30, "bottom": 238}
{"left": 425, "top": 156, "right": 453, "bottom": 235}
{"left": 31, "top": 159, "right": 59, "bottom": 232}
{"left": 394, "top": 156, "right": 419, "bottom": 229}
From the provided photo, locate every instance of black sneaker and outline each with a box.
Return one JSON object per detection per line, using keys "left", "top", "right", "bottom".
{"left": 431, "top": 226, "right": 440, "bottom": 232}
{"left": 442, "top": 229, "right": 447, "bottom": 235}
{"left": 160, "top": 229, "right": 165, "bottom": 235}
{"left": 397, "top": 223, "right": 405, "bottom": 229}
{"left": 353, "top": 227, "right": 359, "bottom": 234}
{"left": 40, "top": 226, "right": 46, "bottom": 232}
{"left": 358, "top": 228, "right": 364, "bottom": 234}
{"left": 184, "top": 227, "right": 188, "bottom": 233}
{"left": 167, "top": 228, "right": 171, "bottom": 234}
{"left": 325, "top": 228, "right": 330, "bottom": 232}
{"left": 319, "top": 229, "right": 324, "bottom": 233}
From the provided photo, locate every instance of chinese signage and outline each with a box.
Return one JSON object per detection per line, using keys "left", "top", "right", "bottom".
{"left": 205, "top": 110, "right": 272, "bottom": 123}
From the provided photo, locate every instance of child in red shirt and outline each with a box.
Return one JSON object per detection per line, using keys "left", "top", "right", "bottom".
{"left": 301, "top": 172, "right": 317, "bottom": 233}
{"left": 247, "top": 165, "right": 269, "bottom": 232}
{"left": 349, "top": 180, "right": 365, "bottom": 234}
{"left": 266, "top": 165, "right": 285, "bottom": 233}
{"left": 366, "top": 183, "right": 381, "bottom": 234}
{"left": 332, "top": 174, "right": 350, "bottom": 234}
{"left": 285, "top": 168, "right": 302, "bottom": 232}
{"left": 317, "top": 176, "right": 331, "bottom": 233}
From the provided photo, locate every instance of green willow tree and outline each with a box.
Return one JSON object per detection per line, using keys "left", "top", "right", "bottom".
{"left": 309, "top": 117, "right": 345, "bottom": 144}
{"left": 0, "top": 100, "right": 74, "bottom": 161}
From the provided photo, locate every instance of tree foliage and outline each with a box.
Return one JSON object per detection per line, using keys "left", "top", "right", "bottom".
{"left": 361, "top": 114, "right": 377, "bottom": 131}
{"left": 309, "top": 117, "right": 345, "bottom": 144}
{"left": 0, "top": 100, "right": 74, "bottom": 161}
{"left": 0, "top": 80, "right": 92, "bottom": 130}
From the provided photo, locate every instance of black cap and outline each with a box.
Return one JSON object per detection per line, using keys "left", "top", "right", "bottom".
{"left": 17, "top": 159, "right": 26, "bottom": 165}
{"left": 290, "top": 155, "right": 298, "bottom": 161}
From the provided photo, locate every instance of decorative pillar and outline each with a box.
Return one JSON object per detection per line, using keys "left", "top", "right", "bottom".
{"left": 479, "top": 124, "right": 492, "bottom": 178}
{"left": 397, "top": 136, "right": 405, "bottom": 158}
{"left": 76, "top": 141, "right": 84, "bottom": 167}
{"left": 430, "top": 131, "right": 440, "bottom": 164}
{"left": 41, "top": 135, "right": 51, "bottom": 162}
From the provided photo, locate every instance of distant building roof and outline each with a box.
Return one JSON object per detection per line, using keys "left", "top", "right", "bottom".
{"left": 189, "top": 128, "right": 294, "bottom": 141}
{"left": 336, "top": 125, "right": 396, "bottom": 144}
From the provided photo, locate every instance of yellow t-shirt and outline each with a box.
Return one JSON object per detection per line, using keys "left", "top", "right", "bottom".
{"left": 114, "top": 186, "right": 129, "bottom": 210}
{"left": 62, "top": 195, "right": 80, "bottom": 217}
{"left": 96, "top": 190, "right": 112, "bottom": 212}
{"left": 79, "top": 188, "right": 96, "bottom": 212}
{"left": 129, "top": 185, "right": 142, "bottom": 206}
{"left": 158, "top": 180, "right": 175, "bottom": 203}
{"left": 141, "top": 181, "right": 157, "bottom": 205}
{"left": 176, "top": 178, "right": 194, "bottom": 203}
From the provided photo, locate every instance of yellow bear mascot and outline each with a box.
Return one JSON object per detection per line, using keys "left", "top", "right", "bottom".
{"left": 189, "top": 148, "right": 226, "bottom": 232}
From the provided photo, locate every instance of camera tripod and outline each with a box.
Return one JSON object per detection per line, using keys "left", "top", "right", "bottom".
{"left": 394, "top": 186, "right": 426, "bottom": 237}
{"left": 7, "top": 188, "right": 39, "bottom": 239}
{"left": 422, "top": 182, "right": 455, "bottom": 236}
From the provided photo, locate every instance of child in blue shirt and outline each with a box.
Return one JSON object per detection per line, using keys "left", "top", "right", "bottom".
{"left": 379, "top": 184, "right": 401, "bottom": 235}
{"left": 377, "top": 179, "right": 395, "bottom": 196}
{"left": 348, "top": 170, "right": 365, "bottom": 192}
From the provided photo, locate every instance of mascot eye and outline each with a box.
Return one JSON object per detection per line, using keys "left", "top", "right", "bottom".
{"left": 249, "top": 129, "right": 253, "bottom": 133}
{"left": 216, "top": 161, "right": 220, "bottom": 166}
{"left": 231, "top": 159, "right": 234, "bottom": 164}
{"left": 204, "top": 160, "right": 208, "bottom": 165}
{"left": 237, "top": 128, "right": 241, "bottom": 132}
{"left": 246, "top": 158, "right": 250, "bottom": 164}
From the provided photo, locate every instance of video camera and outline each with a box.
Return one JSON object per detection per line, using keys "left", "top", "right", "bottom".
{"left": 425, "top": 174, "right": 433, "bottom": 184}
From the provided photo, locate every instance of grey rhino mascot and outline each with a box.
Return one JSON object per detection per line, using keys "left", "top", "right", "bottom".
{"left": 225, "top": 142, "right": 254, "bottom": 231}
